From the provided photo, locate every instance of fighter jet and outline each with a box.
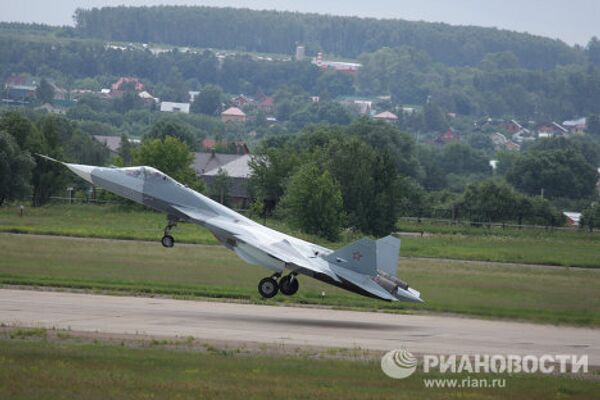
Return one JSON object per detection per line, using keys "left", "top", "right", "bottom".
{"left": 39, "top": 155, "right": 423, "bottom": 303}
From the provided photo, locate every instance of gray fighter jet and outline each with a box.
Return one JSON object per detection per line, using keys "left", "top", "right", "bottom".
{"left": 40, "top": 155, "right": 422, "bottom": 303}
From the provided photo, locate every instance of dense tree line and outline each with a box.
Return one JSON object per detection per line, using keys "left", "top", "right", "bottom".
{"left": 358, "top": 47, "right": 600, "bottom": 119}
{"left": 0, "top": 111, "right": 110, "bottom": 206}
{"left": 248, "top": 119, "right": 583, "bottom": 239}
{"left": 4, "top": 32, "right": 600, "bottom": 121}
{"left": 73, "top": 6, "right": 582, "bottom": 69}
{"left": 0, "top": 36, "right": 324, "bottom": 97}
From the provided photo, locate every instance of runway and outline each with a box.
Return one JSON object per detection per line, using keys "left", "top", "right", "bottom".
{"left": 1, "top": 288, "right": 598, "bottom": 364}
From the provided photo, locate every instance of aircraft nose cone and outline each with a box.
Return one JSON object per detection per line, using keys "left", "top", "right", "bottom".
{"left": 65, "top": 163, "right": 96, "bottom": 184}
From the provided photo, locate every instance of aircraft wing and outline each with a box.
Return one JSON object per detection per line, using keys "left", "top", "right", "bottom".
{"left": 171, "top": 205, "right": 340, "bottom": 281}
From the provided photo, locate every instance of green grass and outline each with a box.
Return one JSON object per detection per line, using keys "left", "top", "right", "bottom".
{"left": 2, "top": 203, "right": 600, "bottom": 267}
{"left": 1, "top": 233, "right": 599, "bottom": 325}
{"left": 0, "top": 339, "right": 597, "bottom": 400}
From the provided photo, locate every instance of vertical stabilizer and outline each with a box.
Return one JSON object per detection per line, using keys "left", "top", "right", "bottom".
{"left": 323, "top": 238, "right": 377, "bottom": 275}
{"left": 376, "top": 235, "right": 401, "bottom": 276}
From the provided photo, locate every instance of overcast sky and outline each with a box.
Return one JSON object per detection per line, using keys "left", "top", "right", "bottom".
{"left": 3, "top": 0, "right": 599, "bottom": 46}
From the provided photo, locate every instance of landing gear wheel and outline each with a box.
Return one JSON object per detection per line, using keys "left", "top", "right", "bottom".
{"left": 279, "top": 275, "right": 299, "bottom": 296}
{"left": 258, "top": 277, "right": 279, "bottom": 299}
{"left": 161, "top": 235, "right": 175, "bottom": 248}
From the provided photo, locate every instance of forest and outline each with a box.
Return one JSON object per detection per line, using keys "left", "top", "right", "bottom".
{"left": 73, "top": 6, "right": 584, "bottom": 69}
{"left": 2, "top": 31, "right": 600, "bottom": 121}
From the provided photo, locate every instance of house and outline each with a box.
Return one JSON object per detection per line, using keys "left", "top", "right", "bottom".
{"left": 221, "top": 107, "right": 247, "bottom": 123}
{"left": 505, "top": 140, "right": 521, "bottom": 151}
{"left": 257, "top": 96, "right": 274, "bottom": 113}
{"left": 490, "top": 132, "right": 508, "bottom": 147}
{"left": 434, "top": 128, "right": 461, "bottom": 145}
{"left": 231, "top": 94, "right": 254, "bottom": 108}
{"left": 138, "top": 90, "right": 159, "bottom": 104}
{"left": 93, "top": 135, "right": 123, "bottom": 154}
{"left": 504, "top": 120, "right": 524, "bottom": 134}
{"left": 373, "top": 111, "right": 398, "bottom": 122}
{"left": 200, "top": 139, "right": 250, "bottom": 154}
{"left": 160, "top": 101, "right": 190, "bottom": 114}
{"left": 35, "top": 103, "right": 66, "bottom": 115}
{"left": 352, "top": 99, "right": 370, "bottom": 115}
{"left": 563, "top": 212, "right": 582, "bottom": 227}
{"left": 512, "top": 128, "right": 535, "bottom": 144}
{"left": 4, "top": 75, "right": 37, "bottom": 102}
{"left": 562, "top": 117, "right": 587, "bottom": 134}
{"left": 201, "top": 138, "right": 217, "bottom": 151}
{"left": 535, "top": 122, "right": 568, "bottom": 138}
{"left": 295, "top": 45, "right": 306, "bottom": 61}
{"left": 189, "top": 91, "right": 200, "bottom": 103}
{"left": 313, "top": 52, "right": 361, "bottom": 74}
{"left": 111, "top": 77, "right": 144, "bottom": 93}
{"left": 193, "top": 151, "right": 252, "bottom": 208}
{"left": 489, "top": 132, "right": 520, "bottom": 151}
{"left": 92, "top": 135, "right": 138, "bottom": 155}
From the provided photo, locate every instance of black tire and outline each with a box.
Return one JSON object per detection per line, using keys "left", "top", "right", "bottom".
{"left": 161, "top": 235, "right": 175, "bottom": 248}
{"left": 279, "top": 275, "right": 299, "bottom": 296}
{"left": 258, "top": 277, "right": 279, "bottom": 299}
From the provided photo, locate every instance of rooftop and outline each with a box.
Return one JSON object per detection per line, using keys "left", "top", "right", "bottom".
{"left": 222, "top": 107, "right": 246, "bottom": 117}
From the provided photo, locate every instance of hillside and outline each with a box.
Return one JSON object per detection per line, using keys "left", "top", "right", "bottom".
{"left": 74, "top": 6, "right": 582, "bottom": 69}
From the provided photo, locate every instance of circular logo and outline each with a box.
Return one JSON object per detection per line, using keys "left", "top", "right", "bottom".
{"left": 381, "top": 347, "right": 418, "bottom": 379}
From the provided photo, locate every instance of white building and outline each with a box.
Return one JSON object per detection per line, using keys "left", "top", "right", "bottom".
{"left": 160, "top": 101, "right": 190, "bottom": 114}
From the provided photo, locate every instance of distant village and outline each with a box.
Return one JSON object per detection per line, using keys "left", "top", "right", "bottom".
{"left": 2, "top": 46, "right": 597, "bottom": 225}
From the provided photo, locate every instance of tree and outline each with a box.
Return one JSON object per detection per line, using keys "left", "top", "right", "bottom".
{"left": 0, "top": 131, "right": 35, "bottom": 205}
{"left": 36, "top": 78, "right": 55, "bottom": 104}
{"left": 281, "top": 164, "right": 344, "bottom": 241}
{"left": 0, "top": 111, "right": 41, "bottom": 149}
{"left": 581, "top": 203, "right": 600, "bottom": 231}
{"left": 423, "top": 103, "right": 448, "bottom": 132}
{"left": 146, "top": 117, "right": 198, "bottom": 150}
{"left": 208, "top": 168, "right": 231, "bottom": 205}
{"left": 191, "top": 84, "right": 223, "bottom": 116}
{"left": 316, "top": 70, "right": 354, "bottom": 99}
{"left": 118, "top": 133, "right": 133, "bottom": 166}
{"left": 31, "top": 116, "right": 67, "bottom": 206}
{"left": 439, "top": 143, "right": 492, "bottom": 176}
{"left": 326, "top": 137, "right": 377, "bottom": 232}
{"left": 588, "top": 114, "right": 600, "bottom": 136}
{"left": 587, "top": 37, "right": 600, "bottom": 66}
{"left": 133, "top": 136, "right": 204, "bottom": 191}
{"left": 248, "top": 147, "right": 302, "bottom": 213}
{"left": 459, "top": 179, "right": 520, "bottom": 223}
{"left": 370, "top": 151, "right": 400, "bottom": 236}
{"left": 507, "top": 149, "right": 598, "bottom": 199}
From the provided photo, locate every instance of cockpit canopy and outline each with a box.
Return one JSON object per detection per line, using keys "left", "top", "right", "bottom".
{"left": 121, "top": 166, "right": 174, "bottom": 183}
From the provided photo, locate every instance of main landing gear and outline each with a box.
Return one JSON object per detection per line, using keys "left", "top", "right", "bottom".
{"left": 258, "top": 274, "right": 299, "bottom": 298}
{"left": 161, "top": 216, "right": 177, "bottom": 248}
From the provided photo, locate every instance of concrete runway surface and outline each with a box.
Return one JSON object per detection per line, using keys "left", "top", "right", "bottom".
{"left": 1, "top": 288, "right": 598, "bottom": 365}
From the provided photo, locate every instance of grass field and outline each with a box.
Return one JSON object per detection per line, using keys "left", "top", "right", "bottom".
{"left": 2, "top": 203, "right": 600, "bottom": 267}
{"left": 0, "top": 337, "right": 597, "bottom": 400}
{"left": 1, "top": 233, "right": 599, "bottom": 325}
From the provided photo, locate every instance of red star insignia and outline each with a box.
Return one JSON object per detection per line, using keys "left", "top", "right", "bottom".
{"left": 352, "top": 251, "right": 363, "bottom": 261}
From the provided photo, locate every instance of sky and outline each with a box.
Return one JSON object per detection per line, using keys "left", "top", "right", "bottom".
{"left": 2, "top": 0, "right": 599, "bottom": 46}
